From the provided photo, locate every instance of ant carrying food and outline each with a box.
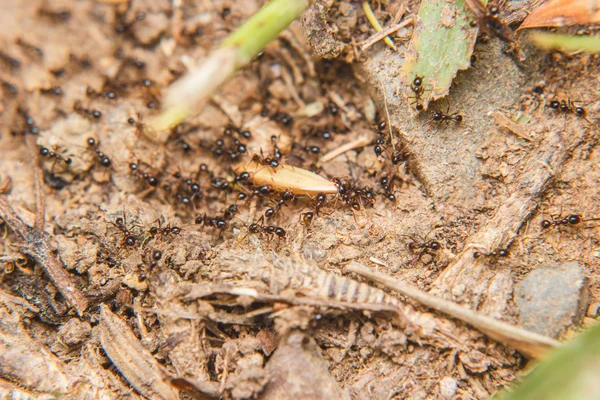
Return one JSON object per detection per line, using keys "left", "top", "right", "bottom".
{"left": 128, "top": 116, "right": 156, "bottom": 137}
{"left": 252, "top": 152, "right": 280, "bottom": 171}
{"left": 86, "top": 138, "right": 111, "bottom": 168}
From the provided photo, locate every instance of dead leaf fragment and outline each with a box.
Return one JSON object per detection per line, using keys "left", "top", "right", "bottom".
{"left": 99, "top": 305, "right": 179, "bottom": 400}
{"left": 519, "top": 0, "right": 600, "bottom": 30}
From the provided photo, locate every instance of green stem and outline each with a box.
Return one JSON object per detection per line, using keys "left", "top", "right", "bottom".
{"left": 151, "top": 0, "right": 309, "bottom": 135}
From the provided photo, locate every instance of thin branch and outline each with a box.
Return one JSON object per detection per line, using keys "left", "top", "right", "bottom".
{"left": 320, "top": 136, "right": 372, "bottom": 163}
{"left": 346, "top": 262, "right": 559, "bottom": 359}
{"left": 361, "top": 18, "right": 413, "bottom": 50}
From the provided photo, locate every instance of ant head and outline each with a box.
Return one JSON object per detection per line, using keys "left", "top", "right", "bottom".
{"left": 549, "top": 100, "right": 560, "bottom": 110}
{"left": 432, "top": 111, "right": 443, "bottom": 121}
{"left": 567, "top": 215, "right": 581, "bottom": 225}
{"left": 429, "top": 241, "right": 441, "bottom": 251}
{"left": 541, "top": 219, "right": 552, "bottom": 229}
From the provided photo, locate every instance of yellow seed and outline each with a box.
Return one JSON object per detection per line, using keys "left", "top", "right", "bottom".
{"left": 233, "top": 161, "right": 338, "bottom": 195}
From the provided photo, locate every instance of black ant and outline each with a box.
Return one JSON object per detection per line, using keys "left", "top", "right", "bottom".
{"left": 548, "top": 99, "right": 592, "bottom": 124}
{"left": 380, "top": 175, "right": 398, "bottom": 202}
{"left": 248, "top": 216, "right": 286, "bottom": 240}
{"left": 473, "top": 248, "right": 509, "bottom": 260}
{"left": 148, "top": 218, "right": 182, "bottom": 240}
{"left": 223, "top": 204, "right": 239, "bottom": 220}
{"left": 110, "top": 215, "right": 138, "bottom": 247}
{"left": 86, "top": 138, "right": 111, "bottom": 168}
{"left": 314, "top": 193, "right": 328, "bottom": 216}
{"left": 39, "top": 146, "right": 72, "bottom": 174}
{"left": 129, "top": 161, "right": 158, "bottom": 186}
{"left": 540, "top": 214, "right": 600, "bottom": 231}
{"left": 466, "top": 0, "right": 515, "bottom": 43}
{"left": 409, "top": 75, "right": 426, "bottom": 111}
{"left": 402, "top": 231, "right": 442, "bottom": 265}
{"left": 432, "top": 110, "right": 463, "bottom": 125}
{"left": 195, "top": 214, "right": 228, "bottom": 230}
{"left": 40, "top": 86, "right": 63, "bottom": 96}
{"left": 252, "top": 152, "right": 280, "bottom": 170}
{"left": 73, "top": 101, "right": 102, "bottom": 119}
{"left": 127, "top": 116, "right": 156, "bottom": 136}
{"left": 300, "top": 211, "right": 314, "bottom": 226}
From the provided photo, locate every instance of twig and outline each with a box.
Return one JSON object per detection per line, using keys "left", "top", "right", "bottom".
{"left": 346, "top": 262, "right": 559, "bottom": 359}
{"left": 361, "top": 18, "right": 413, "bottom": 50}
{"left": 361, "top": 1, "right": 397, "bottom": 51}
{"left": 26, "top": 135, "right": 45, "bottom": 231}
{"left": 320, "top": 136, "right": 372, "bottom": 163}
{"left": 0, "top": 197, "right": 89, "bottom": 316}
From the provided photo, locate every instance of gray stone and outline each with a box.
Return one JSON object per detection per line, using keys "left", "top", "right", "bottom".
{"left": 515, "top": 261, "right": 588, "bottom": 338}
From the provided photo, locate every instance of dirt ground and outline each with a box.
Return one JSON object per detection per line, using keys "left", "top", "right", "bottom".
{"left": 1, "top": 0, "right": 599, "bottom": 399}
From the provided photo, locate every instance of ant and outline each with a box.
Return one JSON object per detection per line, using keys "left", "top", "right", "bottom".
{"left": 432, "top": 110, "right": 463, "bottom": 125}
{"left": 548, "top": 99, "right": 592, "bottom": 125}
{"left": 466, "top": 0, "right": 515, "bottom": 43}
{"left": 129, "top": 161, "right": 158, "bottom": 186}
{"left": 39, "top": 146, "right": 72, "bottom": 175}
{"left": 252, "top": 151, "right": 280, "bottom": 171}
{"left": 86, "top": 138, "right": 111, "bottom": 168}
{"left": 195, "top": 214, "right": 228, "bottom": 230}
{"left": 40, "top": 86, "right": 63, "bottom": 96}
{"left": 148, "top": 219, "right": 182, "bottom": 240}
{"left": 402, "top": 231, "right": 443, "bottom": 265}
{"left": 248, "top": 216, "right": 286, "bottom": 241}
{"left": 223, "top": 204, "right": 239, "bottom": 220}
{"left": 300, "top": 211, "right": 314, "bottom": 226}
{"left": 313, "top": 193, "right": 328, "bottom": 216}
{"left": 473, "top": 248, "right": 509, "bottom": 260}
{"left": 540, "top": 213, "right": 600, "bottom": 231}
{"left": 110, "top": 215, "right": 138, "bottom": 247}
{"left": 379, "top": 175, "right": 398, "bottom": 202}
{"left": 127, "top": 116, "right": 156, "bottom": 137}
{"left": 409, "top": 75, "right": 426, "bottom": 111}
{"left": 73, "top": 101, "right": 102, "bottom": 119}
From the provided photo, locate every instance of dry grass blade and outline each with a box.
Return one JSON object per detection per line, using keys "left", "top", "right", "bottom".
{"left": 346, "top": 262, "right": 560, "bottom": 359}
{"left": 519, "top": 0, "right": 600, "bottom": 30}
{"left": 233, "top": 161, "right": 338, "bottom": 195}
{"left": 99, "top": 305, "right": 179, "bottom": 400}
{"left": 320, "top": 135, "right": 371, "bottom": 163}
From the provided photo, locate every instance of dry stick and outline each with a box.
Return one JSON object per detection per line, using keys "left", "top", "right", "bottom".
{"left": 361, "top": 18, "right": 413, "bottom": 50}
{"left": 432, "top": 131, "right": 573, "bottom": 300}
{"left": 0, "top": 197, "right": 89, "bottom": 316}
{"left": 27, "top": 135, "right": 45, "bottom": 231}
{"left": 346, "top": 262, "right": 559, "bottom": 359}
{"left": 320, "top": 136, "right": 372, "bottom": 163}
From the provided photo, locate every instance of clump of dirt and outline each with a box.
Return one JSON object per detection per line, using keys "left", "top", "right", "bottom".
{"left": 1, "top": 0, "right": 599, "bottom": 399}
